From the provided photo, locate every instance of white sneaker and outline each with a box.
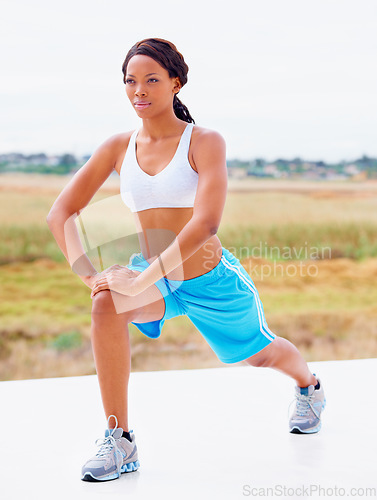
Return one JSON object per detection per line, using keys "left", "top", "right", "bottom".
{"left": 81, "top": 415, "right": 140, "bottom": 482}
{"left": 288, "top": 374, "right": 326, "bottom": 433}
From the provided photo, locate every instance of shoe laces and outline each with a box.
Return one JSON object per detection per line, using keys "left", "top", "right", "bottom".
{"left": 94, "top": 415, "right": 123, "bottom": 477}
{"left": 288, "top": 392, "right": 320, "bottom": 419}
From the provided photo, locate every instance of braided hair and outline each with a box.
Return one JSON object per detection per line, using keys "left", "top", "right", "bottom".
{"left": 122, "top": 38, "right": 195, "bottom": 124}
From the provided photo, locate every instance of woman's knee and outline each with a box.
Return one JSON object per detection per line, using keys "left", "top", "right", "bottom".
{"left": 244, "top": 337, "right": 279, "bottom": 367}
{"left": 91, "top": 290, "right": 118, "bottom": 315}
{"left": 91, "top": 290, "right": 137, "bottom": 323}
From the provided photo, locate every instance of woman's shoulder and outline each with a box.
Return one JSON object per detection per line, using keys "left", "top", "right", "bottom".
{"left": 94, "top": 129, "right": 135, "bottom": 156}
{"left": 192, "top": 124, "right": 224, "bottom": 137}
{"left": 191, "top": 124, "right": 226, "bottom": 154}
{"left": 98, "top": 129, "right": 137, "bottom": 175}
{"left": 189, "top": 125, "right": 226, "bottom": 174}
{"left": 108, "top": 129, "right": 137, "bottom": 149}
{"left": 192, "top": 124, "right": 226, "bottom": 145}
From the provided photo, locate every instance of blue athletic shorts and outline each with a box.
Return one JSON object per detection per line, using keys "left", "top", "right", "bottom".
{"left": 126, "top": 246, "right": 276, "bottom": 364}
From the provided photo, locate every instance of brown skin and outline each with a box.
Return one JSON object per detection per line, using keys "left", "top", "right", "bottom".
{"left": 46, "top": 54, "right": 316, "bottom": 430}
{"left": 90, "top": 54, "right": 228, "bottom": 298}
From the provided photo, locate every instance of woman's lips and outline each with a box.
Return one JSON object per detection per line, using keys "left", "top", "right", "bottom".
{"left": 135, "top": 103, "right": 151, "bottom": 109}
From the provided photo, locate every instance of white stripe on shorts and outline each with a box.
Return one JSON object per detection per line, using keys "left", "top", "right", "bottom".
{"left": 220, "top": 254, "right": 276, "bottom": 342}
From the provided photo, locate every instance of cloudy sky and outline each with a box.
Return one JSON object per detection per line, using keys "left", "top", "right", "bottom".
{"left": 1, "top": 0, "right": 376, "bottom": 162}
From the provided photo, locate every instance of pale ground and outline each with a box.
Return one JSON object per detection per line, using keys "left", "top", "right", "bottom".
{"left": 0, "top": 358, "right": 376, "bottom": 500}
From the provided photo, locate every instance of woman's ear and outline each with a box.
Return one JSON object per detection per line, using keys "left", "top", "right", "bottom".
{"left": 173, "top": 77, "right": 181, "bottom": 94}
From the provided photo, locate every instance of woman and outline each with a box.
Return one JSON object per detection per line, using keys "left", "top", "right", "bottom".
{"left": 46, "top": 38, "right": 326, "bottom": 483}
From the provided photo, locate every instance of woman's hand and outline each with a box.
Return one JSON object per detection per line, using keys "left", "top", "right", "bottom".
{"left": 80, "top": 274, "right": 99, "bottom": 289}
{"left": 90, "top": 265, "right": 141, "bottom": 298}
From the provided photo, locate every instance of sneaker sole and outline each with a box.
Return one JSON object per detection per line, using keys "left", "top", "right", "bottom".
{"left": 81, "top": 460, "right": 140, "bottom": 482}
{"left": 290, "top": 422, "right": 322, "bottom": 434}
{"left": 289, "top": 398, "right": 326, "bottom": 434}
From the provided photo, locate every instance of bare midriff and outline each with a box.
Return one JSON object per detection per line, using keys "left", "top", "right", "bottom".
{"left": 114, "top": 126, "right": 223, "bottom": 281}
{"left": 132, "top": 207, "right": 223, "bottom": 280}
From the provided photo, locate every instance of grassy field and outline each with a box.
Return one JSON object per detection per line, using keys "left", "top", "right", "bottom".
{"left": 1, "top": 174, "right": 377, "bottom": 380}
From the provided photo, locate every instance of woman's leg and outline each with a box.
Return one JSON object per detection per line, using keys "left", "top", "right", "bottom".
{"left": 244, "top": 335, "right": 317, "bottom": 388}
{"left": 90, "top": 284, "right": 166, "bottom": 431}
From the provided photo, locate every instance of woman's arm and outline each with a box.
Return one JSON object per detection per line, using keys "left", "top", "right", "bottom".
{"left": 132, "top": 129, "right": 228, "bottom": 294}
{"left": 46, "top": 133, "right": 125, "bottom": 287}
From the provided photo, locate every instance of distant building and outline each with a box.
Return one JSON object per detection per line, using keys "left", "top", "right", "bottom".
{"left": 264, "top": 164, "right": 280, "bottom": 177}
{"left": 228, "top": 167, "right": 247, "bottom": 179}
{"left": 344, "top": 164, "right": 361, "bottom": 176}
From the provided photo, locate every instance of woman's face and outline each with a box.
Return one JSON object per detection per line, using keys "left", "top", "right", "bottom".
{"left": 125, "top": 54, "right": 180, "bottom": 117}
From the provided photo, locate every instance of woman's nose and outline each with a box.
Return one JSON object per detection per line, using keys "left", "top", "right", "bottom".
{"left": 135, "top": 87, "right": 147, "bottom": 96}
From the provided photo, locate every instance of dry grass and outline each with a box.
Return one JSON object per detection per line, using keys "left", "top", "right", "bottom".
{"left": 1, "top": 174, "right": 377, "bottom": 380}
{"left": 1, "top": 257, "right": 376, "bottom": 380}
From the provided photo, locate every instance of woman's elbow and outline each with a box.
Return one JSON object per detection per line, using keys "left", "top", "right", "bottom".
{"left": 200, "top": 222, "right": 218, "bottom": 239}
{"left": 193, "top": 216, "right": 219, "bottom": 238}
{"left": 46, "top": 213, "right": 55, "bottom": 228}
{"left": 46, "top": 207, "right": 73, "bottom": 229}
{"left": 46, "top": 209, "right": 60, "bottom": 227}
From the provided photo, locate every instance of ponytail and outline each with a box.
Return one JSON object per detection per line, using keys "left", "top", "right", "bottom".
{"left": 173, "top": 94, "right": 195, "bottom": 124}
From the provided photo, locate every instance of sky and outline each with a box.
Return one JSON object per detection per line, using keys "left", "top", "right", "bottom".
{"left": 1, "top": 0, "right": 376, "bottom": 163}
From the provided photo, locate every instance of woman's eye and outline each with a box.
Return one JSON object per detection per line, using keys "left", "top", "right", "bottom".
{"left": 125, "top": 78, "right": 158, "bottom": 84}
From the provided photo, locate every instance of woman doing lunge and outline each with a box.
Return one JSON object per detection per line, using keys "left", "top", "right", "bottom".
{"left": 46, "top": 38, "right": 326, "bottom": 483}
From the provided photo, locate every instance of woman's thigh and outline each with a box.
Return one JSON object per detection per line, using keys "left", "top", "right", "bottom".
{"left": 92, "top": 270, "right": 166, "bottom": 324}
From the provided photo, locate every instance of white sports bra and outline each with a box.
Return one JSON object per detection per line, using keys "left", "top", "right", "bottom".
{"left": 120, "top": 122, "right": 198, "bottom": 213}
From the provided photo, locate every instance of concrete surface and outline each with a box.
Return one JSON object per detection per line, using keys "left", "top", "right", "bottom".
{"left": 1, "top": 358, "right": 376, "bottom": 499}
